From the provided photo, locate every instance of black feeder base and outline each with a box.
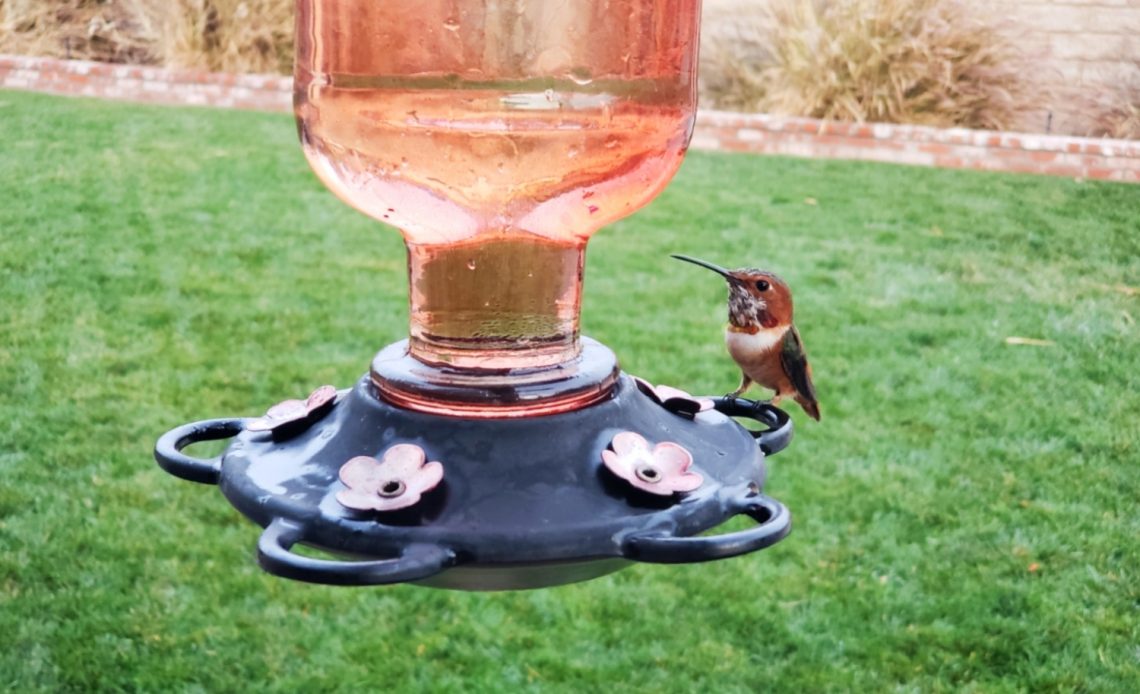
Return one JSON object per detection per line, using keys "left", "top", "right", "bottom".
{"left": 154, "top": 373, "right": 793, "bottom": 590}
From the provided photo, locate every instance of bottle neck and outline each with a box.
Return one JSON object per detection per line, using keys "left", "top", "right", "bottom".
{"left": 405, "top": 236, "right": 585, "bottom": 371}
{"left": 370, "top": 235, "right": 618, "bottom": 418}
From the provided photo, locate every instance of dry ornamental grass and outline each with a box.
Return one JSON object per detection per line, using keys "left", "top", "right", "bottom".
{"left": 703, "top": 0, "right": 1035, "bottom": 130}
{"left": 1083, "top": 59, "right": 1140, "bottom": 140}
{"left": 0, "top": 0, "right": 292, "bottom": 74}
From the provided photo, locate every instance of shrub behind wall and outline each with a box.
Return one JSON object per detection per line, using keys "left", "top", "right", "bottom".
{"left": 0, "top": 0, "right": 292, "bottom": 74}
{"left": 702, "top": 0, "right": 1035, "bottom": 131}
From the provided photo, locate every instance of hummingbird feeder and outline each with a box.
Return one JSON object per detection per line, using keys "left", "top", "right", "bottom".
{"left": 154, "top": 0, "right": 795, "bottom": 590}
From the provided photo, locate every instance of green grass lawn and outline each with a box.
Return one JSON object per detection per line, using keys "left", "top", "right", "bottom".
{"left": 1, "top": 89, "right": 1138, "bottom": 692}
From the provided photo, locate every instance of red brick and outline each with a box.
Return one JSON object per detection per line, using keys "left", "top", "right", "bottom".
{"left": 1103, "top": 156, "right": 1140, "bottom": 169}
{"left": 1042, "top": 164, "right": 1084, "bottom": 178}
{"left": 1005, "top": 161, "right": 1044, "bottom": 174}
{"left": 841, "top": 137, "right": 879, "bottom": 148}
{"left": 991, "top": 147, "right": 1024, "bottom": 159}
{"left": 707, "top": 127, "right": 731, "bottom": 142}
{"left": 1085, "top": 167, "right": 1116, "bottom": 180}
{"left": 720, "top": 139, "right": 755, "bottom": 153}
{"left": 919, "top": 142, "right": 952, "bottom": 154}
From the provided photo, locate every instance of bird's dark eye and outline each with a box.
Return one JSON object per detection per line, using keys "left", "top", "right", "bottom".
{"left": 755, "top": 280, "right": 770, "bottom": 292}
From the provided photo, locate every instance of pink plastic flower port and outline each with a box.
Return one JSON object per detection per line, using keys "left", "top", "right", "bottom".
{"left": 632, "top": 377, "right": 714, "bottom": 418}
{"left": 336, "top": 444, "right": 444, "bottom": 513}
{"left": 601, "top": 431, "right": 703, "bottom": 496}
{"left": 246, "top": 385, "right": 338, "bottom": 434}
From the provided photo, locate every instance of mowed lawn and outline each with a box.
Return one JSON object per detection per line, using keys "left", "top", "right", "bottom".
{"left": 1, "top": 90, "right": 1137, "bottom": 692}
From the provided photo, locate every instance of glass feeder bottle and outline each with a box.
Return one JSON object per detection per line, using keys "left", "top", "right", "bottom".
{"left": 294, "top": 0, "right": 702, "bottom": 414}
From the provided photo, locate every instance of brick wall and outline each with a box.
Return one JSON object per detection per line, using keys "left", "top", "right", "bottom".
{"left": 702, "top": 0, "right": 1140, "bottom": 137}
{"left": 695, "top": 110, "right": 1139, "bottom": 182}
{"left": 0, "top": 54, "right": 291, "bottom": 112}
{"left": 2, "top": 54, "right": 1137, "bottom": 183}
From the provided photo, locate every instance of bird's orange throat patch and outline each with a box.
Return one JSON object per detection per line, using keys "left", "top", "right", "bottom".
{"left": 727, "top": 324, "right": 761, "bottom": 335}
{"left": 727, "top": 315, "right": 781, "bottom": 334}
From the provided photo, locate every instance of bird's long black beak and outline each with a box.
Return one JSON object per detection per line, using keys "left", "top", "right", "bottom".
{"left": 671, "top": 254, "right": 737, "bottom": 282}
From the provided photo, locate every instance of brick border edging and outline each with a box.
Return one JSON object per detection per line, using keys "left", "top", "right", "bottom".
{"left": 695, "top": 111, "right": 1139, "bottom": 183}
{"left": 0, "top": 54, "right": 291, "bottom": 111}
{"left": 3, "top": 54, "right": 1137, "bottom": 183}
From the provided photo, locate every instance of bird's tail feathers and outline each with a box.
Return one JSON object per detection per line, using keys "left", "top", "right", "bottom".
{"left": 795, "top": 395, "right": 821, "bottom": 422}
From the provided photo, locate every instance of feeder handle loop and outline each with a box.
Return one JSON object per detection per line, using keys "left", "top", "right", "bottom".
{"left": 257, "top": 519, "right": 456, "bottom": 586}
{"left": 621, "top": 495, "right": 791, "bottom": 564}
{"left": 710, "top": 397, "right": 794, "bottom": 457}
{"left": 154, "top": 418, "right": 245, "bottom": 485}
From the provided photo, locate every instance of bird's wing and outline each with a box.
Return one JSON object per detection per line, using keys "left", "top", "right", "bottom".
{"left": 780, "top": 326, "right": 818, "bottom": 405}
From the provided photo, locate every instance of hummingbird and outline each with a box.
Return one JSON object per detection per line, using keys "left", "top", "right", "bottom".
{"left": 672, "top": 254, "right": 821, "bottom": 421}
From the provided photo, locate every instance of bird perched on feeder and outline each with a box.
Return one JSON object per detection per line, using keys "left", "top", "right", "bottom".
{"left": 672, "top": 254, "right": 820, "bottom": 421}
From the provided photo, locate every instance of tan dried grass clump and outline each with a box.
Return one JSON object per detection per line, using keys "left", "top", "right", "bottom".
{"left": 0, "top": 0, "right": 293, "bottom": 74}
{"left": 1084, "top": 61, "right": 1140, "bottom": 140}
{"left": 0, "top": 0, "right": 152, "bottom": 63}
{"left": 701, "top": 46, "right": 769, "bottom": 113}
{"left": 701, "top": 16, "right": 772, "bottom": 112}
{"left": 130, "top": 0, "right": 292, "bottom": 74}
{"left": 703, "top": 0, "right": 1033, "bottom": 130}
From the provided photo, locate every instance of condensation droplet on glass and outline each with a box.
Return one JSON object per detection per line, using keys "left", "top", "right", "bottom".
{"left": 544, "top": 89, "right": 555, "bottom": 102}
{"left": 466, "top": 259, "right": 477, "bottom": 270}
{"left": 604, "top": 136, "right": 619, "bottom": 149}
{"left": 567, "top": 146, "right": 580, "bottom": 159}
{"left": 443, "top": 17, "right": 459, "bottom": 31}
{"left": 400, "top": 157, "right": 409, "bottom": 169}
